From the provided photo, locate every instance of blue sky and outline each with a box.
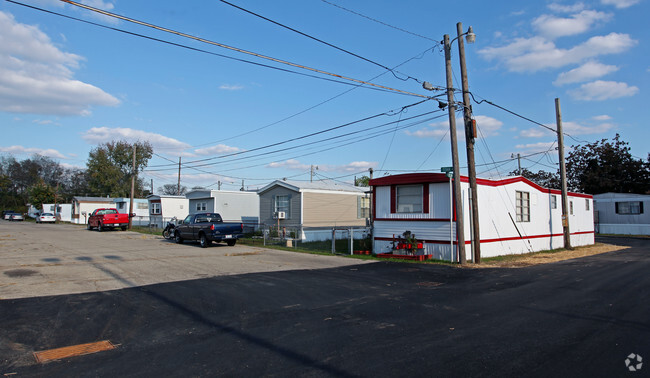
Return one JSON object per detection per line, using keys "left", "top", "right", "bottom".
{"left": 0, "top": 0, "right": 647, "bottom": 192}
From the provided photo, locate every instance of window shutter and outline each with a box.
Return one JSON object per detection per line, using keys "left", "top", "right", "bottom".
{"left": 423, "top": 184, "right": 429, "bottom": 214}
{"left": 615, "top": 202, "right": 619, "bottom": 214}
{"left": 390, "top": 185, "right": 396, "bottom": 213}
{"left": 641, "top": 202, "right": 644, "bottom": 214}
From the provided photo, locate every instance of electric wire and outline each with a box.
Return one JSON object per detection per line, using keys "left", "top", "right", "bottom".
{"left": 218, "top": 0, "right": 422, "bottom": 83}
{"left": 147, "top": 99, "right": 433, "bottom": 168}
{"left": 320, "top": 0, "right": 439, "bottom": 43}
{"left": 59, "top": 0, "right": 432, "bottom": 99}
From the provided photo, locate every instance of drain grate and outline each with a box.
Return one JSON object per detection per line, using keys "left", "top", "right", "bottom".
{"left": 33, "top": 340, "right": 116, "bottom": 363}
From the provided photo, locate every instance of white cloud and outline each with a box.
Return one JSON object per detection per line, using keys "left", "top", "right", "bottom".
{"left": 0, "top": 145, "right": 66, "bottom": 159}
{"left": 266, "top": 159, "right": 311, "bottom": 171}
{"left": 219, "top": 84, "right": 244, "bottom": 91}
{"left": 479, "top": 33, "right": 637, "bottom": 72}
{"left": 194, "top": 144, "right": 241, "bottom": 155}
{"left": 515, "top": 141, "right": 557, "bottom": 152}
{"left": 81, "top": 127, "right": 191, "bottom": 151}
{"left": 533, "top": 10, "right": 611, "bottom": 39}
{"left": 0, "top": 11, "right": 119, "bottom": 115}
{"left": 592, "top": 114, "right": 612, "bottom": 121}
{"left": 554, "top": 61, "right": 619, "bottom": 85}
{"left": 266, "top": 159, "right": 377, "bottom": 173}
{"left": 601, "top": 0, "right": 640, "bottom": 8}
{"left": 568, "top": 80, "right": 639, "bottom": 100}
{"left": 562, "top": 120, "right": 617, "bottom": 134}
{"left": 548, "top": 3, "right": 587, "bottom": 13}
{"left": 519, "top": 128, "right": 551, "bottom": 138}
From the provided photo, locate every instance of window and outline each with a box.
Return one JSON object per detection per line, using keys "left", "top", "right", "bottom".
{"left": 137, "top": 203, "right": 148, "bottom": 210}
{"left": 396, "top": 185, "right": 423, "bottom": 213}
{"left": 616, "top": 201, "right": 643, "bottom": 215}
{"left": 585, "top": 199, "right": 590, "bottom": 211}
{"left": 358, "top": 196, "right": 370, "bottom": 218}
{"left": 196, "top": 202, "right": 207, "bottom": 212}
{"left": 550, "top": 195, "right": 557, "bottom": 209}
{"left": 151, "top": 203, "right": 161, "bottom": 215}
{"left": 274, "top": 195, "right": 290, "bottom": 217}
{"left": 117, "top": 202, "right": 125, "bottom": 210}
{"left": 570, "top": 201, "right": 574, "bottom": 215}
{"left": 515, "top": 191, "right": 530, "bottom": 222}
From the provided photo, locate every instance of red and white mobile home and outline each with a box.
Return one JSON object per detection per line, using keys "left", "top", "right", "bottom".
{"left": 369, "top": 173, "right": 594, "bottom": 260}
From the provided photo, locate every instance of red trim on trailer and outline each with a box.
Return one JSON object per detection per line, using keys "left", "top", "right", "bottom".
{"left": 374, "top": 230, "right": 594, "bottom": 245}
{"left": 374, "top": 218, "right": 452, "bottom": 222}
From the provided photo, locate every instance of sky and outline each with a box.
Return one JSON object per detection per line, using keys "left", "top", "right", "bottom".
{"left": 0, "top": 0, "right": 647, "bottom": 193}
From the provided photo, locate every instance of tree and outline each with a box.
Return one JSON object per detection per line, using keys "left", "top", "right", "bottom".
{"left": 86, "top": 141, "right": 153, "bottom": 197}
{"left": 29, "top": 180, "right": 56, "bottom": 208}
{"left": 355, "top": 175, "right": 370, "bottom": 187}
{"left": 159, "top": 184, "right": 187, "bottom": 196}
{"left": 510, "top": 168, "right": 560, "bottom": 189}
{"left": 566, "top": 134, "right": 650, "bottom": 194}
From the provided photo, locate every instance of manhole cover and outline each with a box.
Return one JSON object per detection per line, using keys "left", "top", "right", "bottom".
{"left": 4, "top": 269, "right": 38, "bottom": 278}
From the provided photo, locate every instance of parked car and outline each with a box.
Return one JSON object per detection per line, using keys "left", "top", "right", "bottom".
{"left": 10, "top": 213, "right": 24, "bottom": 221}
{"left": 87, "top": 208, "right": 131, "bottom": 231}
{"left": 174, "top": 212, "right": 243, "bottom": 247}
{"left": 3, "top": 210, "right": 16, "bottom": 220}
{"left": 36, "top": 213, "right": 56, "bottom": 223}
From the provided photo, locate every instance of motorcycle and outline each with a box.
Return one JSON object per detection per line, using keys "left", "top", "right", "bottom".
{"left": 162, "top": 217, "right": 178, "bottom": 240}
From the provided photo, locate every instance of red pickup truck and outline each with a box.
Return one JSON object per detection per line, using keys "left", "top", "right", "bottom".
{"left": 87, "top": 208, "right": 131, "bottom": 231}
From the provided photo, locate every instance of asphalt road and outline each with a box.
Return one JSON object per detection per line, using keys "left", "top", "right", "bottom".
{"left": 1, "top": 222, "right": 648, "bottom": 377}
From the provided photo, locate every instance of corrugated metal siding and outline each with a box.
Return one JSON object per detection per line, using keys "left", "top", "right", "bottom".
{"left": 302, "top": 192, "right": 365, "bottom": 227}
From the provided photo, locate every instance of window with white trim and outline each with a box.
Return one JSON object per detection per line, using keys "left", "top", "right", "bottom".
{"left": 358, "top": 196, "right": 370, "bottom": 218}
{"left": 516, "top": 191, "right": 530, "bottom": 222}
{"left": 274, "top": 195, "right": 290, "bottom": 218}
{"left": 396, "top": 185, "right": 423, "bottom": 213}
{"left": 570, "top": 201, "right": 574, "bottom": 215}
{"left": 551, "top": 195, "right": 557, "bottom": 209}
{"left": 585, "top": 199, "right": 590, "bottom": 211}
{"left": 151, "top": 203, "right": 161, "bottom": 214}
{"left": 196, "top": 202, "right": 207, "bottom": 212}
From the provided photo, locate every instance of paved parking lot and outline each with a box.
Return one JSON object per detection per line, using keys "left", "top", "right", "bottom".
{"left": 0, "top": 221, "right": 371, "bottom": 300}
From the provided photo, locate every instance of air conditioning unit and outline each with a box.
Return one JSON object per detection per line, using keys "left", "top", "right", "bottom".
{"left": 275, "top": 211, "right": 286, "bottom": 219}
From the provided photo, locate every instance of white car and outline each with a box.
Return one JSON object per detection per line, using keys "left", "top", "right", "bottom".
{"left": 37, "top": 213, "right": 56, "bottom": 223}
{"left": 10, "top": 213, "right": 24, "bottom": 221}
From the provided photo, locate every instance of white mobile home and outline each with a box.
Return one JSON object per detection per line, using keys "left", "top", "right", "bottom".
{"left": 370, "top": 173, "right": 594, "bottom": 260}
{"left": 42, "top": 203, "right": 72, "bottom": 222}
{"left": 147, "top": 194, "right": 188, "bottom": 228}
{"left": 71, "top": 196, "right": 114, "bottom": 224}
{"left": 113, "top": 198, "right": 150, "bottom": 226}
{"left": 593, "top": 193, "right": 649, "bottom": 235}
{"left": 185, "top": 189, "right": 259, "bottom": 232}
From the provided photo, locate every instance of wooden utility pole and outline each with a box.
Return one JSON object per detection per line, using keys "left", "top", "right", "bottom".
{"left": 444, "top": 34, "right": 466, "bottom": 265}
{"left": 457, "top": 22, "right": 480, "bottom": 264}
{"left": 129, "top": 143, "right": 136, "bottom": 229}
{"left": 555, "top": 98, "right": 572, "bottom": 249}
{"left": 177, "top": 157, "right": 182, "bottom": 196}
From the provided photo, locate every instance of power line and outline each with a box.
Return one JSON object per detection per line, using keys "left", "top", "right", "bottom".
{"left": 180, "top": 46, "right": 440, "bottom": 150}
{"left": 320, "top": 0, "right": 439, "bottom": 43}
{"left": 147, "top": 99, "right": 433, "bottom": 169}
{"left": 218, "top": 0, "right": 422, "bottom": 83}
{"left": 59, "top": 0, "right": 432, "bottom": 99}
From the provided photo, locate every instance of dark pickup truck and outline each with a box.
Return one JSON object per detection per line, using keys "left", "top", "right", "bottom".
{"left": 174, "top": 212, "right": 243, "bottom": 248}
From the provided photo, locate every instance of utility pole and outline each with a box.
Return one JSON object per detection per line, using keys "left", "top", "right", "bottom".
{"left": 555, "top": 98, "right": 572, "bottom": 249}
{"left": 150, "top": 179, "right": 154, "bottom": 195}
{"left": 512, "top": 153, "right": 522, "bottom": 175}
{"left": 310, "top": 165, "right": 318, "bottom": 182}
{"left": 444, "top": 33, "right": 466, "bottom": 265}
{"left": 457, "top": 22, "right": 480, "bottom": 264}
{"left": 129, "top": 143, "right": 136, "bottom": 229}
{"left": 177, "top": 157, "right": 181, "bottom": 196}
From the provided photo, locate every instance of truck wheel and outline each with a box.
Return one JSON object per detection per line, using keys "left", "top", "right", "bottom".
{"left": 227, "top": 240, "right": 236, "bottom": 246}
{"left": 87, "top": 223, "right": 93, "bottom": 230}
{"left": 199, "top": 234, "right": 211, "bottom": 248}
{"left": 97, "top": 222, "right": 103, "bottom": 232}
{"left": 175, "top": 233, "right": 183, "bottom": 244}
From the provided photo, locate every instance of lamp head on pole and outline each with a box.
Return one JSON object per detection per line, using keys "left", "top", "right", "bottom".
{"left": 465, "top": 26, "right": 476, "bottom": 44}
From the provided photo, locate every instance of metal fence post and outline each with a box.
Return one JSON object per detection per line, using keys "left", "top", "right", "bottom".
{"left": 331, "top": 228, "right": 336, "bottom": 254}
